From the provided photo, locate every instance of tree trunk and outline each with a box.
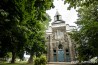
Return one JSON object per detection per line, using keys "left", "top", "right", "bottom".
{"left": 28, "top": 53, "right": 34, "bottom": 64}
{"left": 11, "top": 51, "right": 16, "bottom": 63}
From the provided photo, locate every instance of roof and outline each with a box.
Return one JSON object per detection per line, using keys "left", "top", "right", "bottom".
{"left": 55, "top": 11, "right": 61, "bottom": 16}
{"left": 52, "top": 11, "right": 65, "bottom": 25}
{"left": 52, "top": 20, "right": 65, "bottom": 25}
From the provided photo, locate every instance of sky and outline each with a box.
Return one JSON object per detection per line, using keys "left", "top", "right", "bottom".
{"left": 46, "top": 0, "right": 78, "bottom": 26}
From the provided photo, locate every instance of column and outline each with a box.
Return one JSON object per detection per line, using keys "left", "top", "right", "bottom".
{"left": 64, "top": 48, "right": 66, "bottom": 62}
{"left": 56, "top": 47, "right": 58, "bottom": 62}
{"left": 67, "top": 34, "right": 74, "bottom": 61}
{"left": 49, "top": 35, "right": 53, "bottom": 62}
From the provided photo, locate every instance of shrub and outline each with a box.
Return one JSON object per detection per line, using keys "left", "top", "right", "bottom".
{"left": 40, "top": 55, "right": 47, "bottom": 65}
{"left": 34, "top": 55, "right": 47, "bottom": 65}
{"left": 34, "top": 57, "right": 40, "bottom": 65}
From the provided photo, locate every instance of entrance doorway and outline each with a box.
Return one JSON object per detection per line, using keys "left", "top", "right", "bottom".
{"left": 58, "top": 49, "right": 64, "bottom": 62}
{"left": 58, "top": 44, "right": 64, "bottom": 62}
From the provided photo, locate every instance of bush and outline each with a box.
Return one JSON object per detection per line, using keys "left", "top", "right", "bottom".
{"left": 40, "top": 55, "right": 47, "bottom": 65}
{"left": 34, "top": 55, "right": 47, "bottom": 65}
{"left": 34, "top": 57, "right": 40, "bottom": 65}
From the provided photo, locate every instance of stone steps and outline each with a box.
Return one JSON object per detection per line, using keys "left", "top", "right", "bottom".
{"left": 47, "top": 62, "right": 76, "bottom": 65}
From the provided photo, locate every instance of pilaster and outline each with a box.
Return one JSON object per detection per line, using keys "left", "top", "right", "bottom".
{"left": 49, "top": 35, "right": 53, "bottom": 62}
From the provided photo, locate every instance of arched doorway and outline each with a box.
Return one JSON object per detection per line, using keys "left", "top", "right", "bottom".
{"left": 58, "top": 44, "right": 64, "bottom": 62}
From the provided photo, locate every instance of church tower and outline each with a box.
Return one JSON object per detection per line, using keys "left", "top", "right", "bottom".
{"left": 46, "top": 11, "right": 75, "bottom": 62}
{"left": 54, "top": 11, "right": 62, "bottom": 21}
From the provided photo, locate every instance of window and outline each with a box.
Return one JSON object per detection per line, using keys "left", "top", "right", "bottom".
{"left": 53, "top": 50, "right": 56, "bottom": 54}
{"left": 58, "top": 44, "right": 63, "bottom": 49}
{"left": 55, "top": 30, "right": 64, "bottom": 39}
{"left": 66, "top": 49, "right": 69, "bottom": 52}
{"left": 57, "top": 15, "right": 59, "bottom": 20}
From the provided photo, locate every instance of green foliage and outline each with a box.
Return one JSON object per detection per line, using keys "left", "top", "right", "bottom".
{"left": 0, "top": 1, "right": 26, "bottom": 62}
{"left": 34, "top": 57, "right": 40, "bottom": 65}
{"left": 40, "top": 55, "right": 47, "bottom": 65}
{"left": 68, "top": 0, "right": 98, "bottom": 62}
{"left": 64, "top": 0, "right": 98, "bottom": 9}
{"left": 34, "top": 55, "right": 47, "bottom": 65}
{"left": 7, "top": 52, "right": 12, "bottom": 58}
{"left": 0, "top": 0, "right": 53, "bottom": 63}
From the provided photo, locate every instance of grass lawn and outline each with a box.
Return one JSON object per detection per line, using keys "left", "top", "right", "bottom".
{"left": 0, "top": 63, "right": 33, "bottom": 65}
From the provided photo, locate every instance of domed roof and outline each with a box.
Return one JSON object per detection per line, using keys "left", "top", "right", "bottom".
{"left": 52, "top": 11, "right": 65, "bottom": 25}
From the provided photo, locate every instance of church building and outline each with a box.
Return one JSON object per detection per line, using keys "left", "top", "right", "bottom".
{"left": 46, "top": 11, "right": 76, "bottom": 62}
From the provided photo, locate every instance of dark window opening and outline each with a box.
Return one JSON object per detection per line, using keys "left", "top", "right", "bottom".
{"left": 66, "top": 49, "right": 69, "bottom": 52}
{"left": 54, "top": 50, "right": 56, "bottom": 52}
{"left": 53, "top": 50, "right": 56, "bottom": 54}
{"left": 57, "top": 15, "right": 59, "bottom": 20}
{"left": 66, "top": 53, "right": 69, "bottom": 55}
{"left": 58, "top": 44, "right": 63, "bottom": 49}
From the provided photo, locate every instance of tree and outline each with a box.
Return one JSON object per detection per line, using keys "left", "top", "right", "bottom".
{"left": 70, "top": 2, "right": 98, "bottom": 62}
{"left": 0, "top": 0, "right": 53, "bottom": 63}
{"left": 64, "top": 0, "right": 98, "bottom": 9}
{"left": 0, "top": 0, "right": 27, "bottom": 63}
{"left": 25, "top": 14, "right": 51, "bottom": 63}
{"left": 64, "top": 0, "right": 98, "bottom": 62}
{"left": 20, "top": 0, "right": 53, "bottom": 63}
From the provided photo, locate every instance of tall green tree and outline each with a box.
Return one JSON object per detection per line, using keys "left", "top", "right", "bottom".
{"left": 0, "top": 0, "right": 27, "bottom": 63}
{"left": 0, "top": 0, "right": 53, "bottom": 63}
{"left": 20, "top": 0, "right": 53, "bottom": 63}
{"left": 68, "top": 1, "right": 98, "bottom": 62}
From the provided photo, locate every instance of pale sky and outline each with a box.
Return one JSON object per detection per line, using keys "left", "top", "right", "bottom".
{"left": 46, "top": 0, "right": 78, "bottom": 26}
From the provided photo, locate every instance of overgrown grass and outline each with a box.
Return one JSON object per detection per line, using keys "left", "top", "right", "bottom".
{"left": 0, "top": 63, "right": 33, "bottom": 65}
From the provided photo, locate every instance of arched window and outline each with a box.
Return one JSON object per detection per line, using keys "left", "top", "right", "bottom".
{"left": 58, "top": 44, "right": 63, "bottom": 49}
{"left": 66, "top": 49, "right": 69, "bottom": 52}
